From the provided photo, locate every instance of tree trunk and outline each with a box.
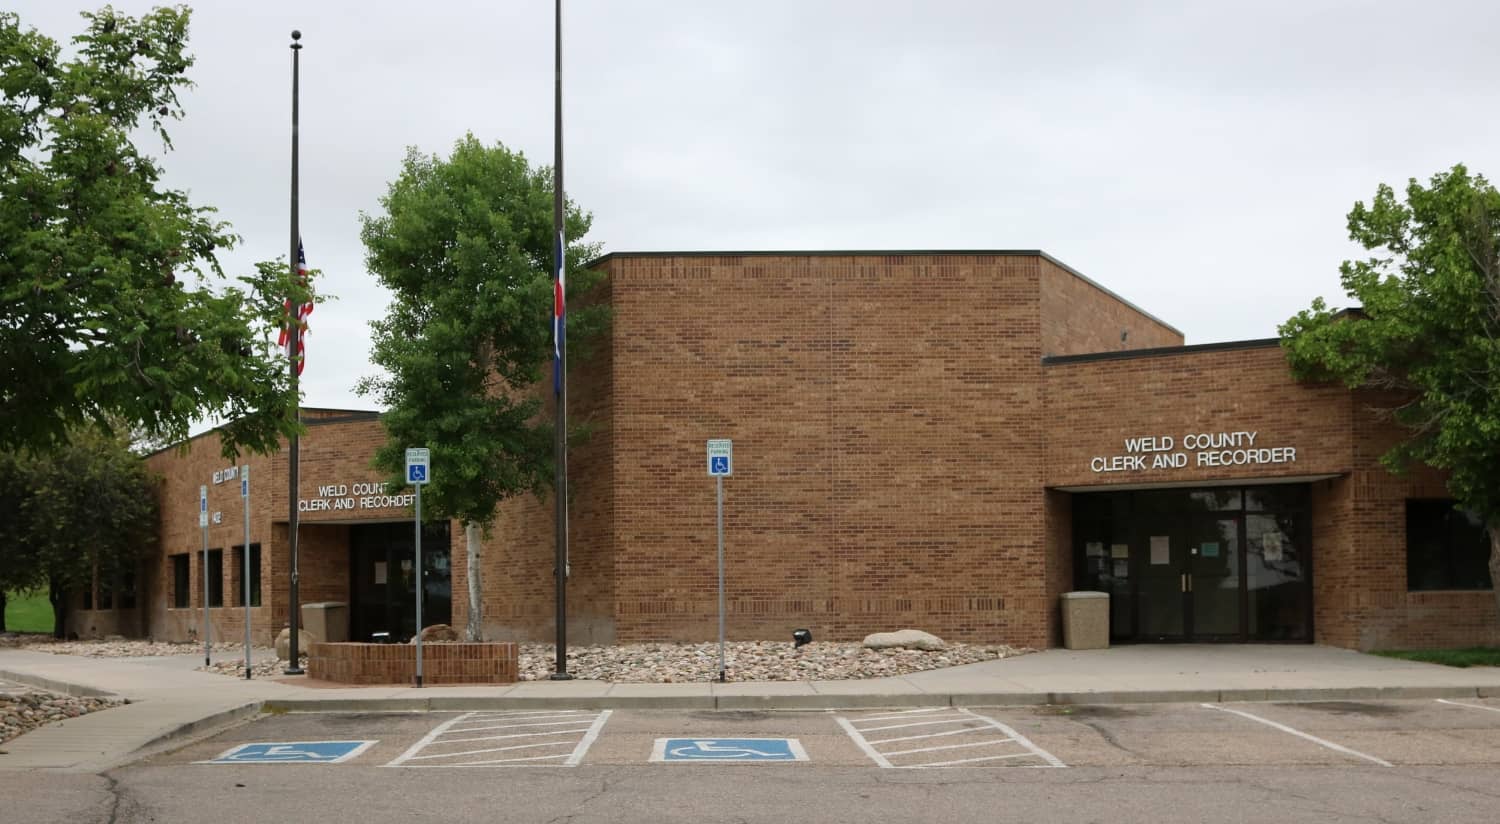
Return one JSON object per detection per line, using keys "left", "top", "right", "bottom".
{"left": 48, "top": 579, "right": 67, "bottom": 639}
{"left": 0, "top": 591, "right": 7, "bottom": 634}
{"left": 1489, "top": 524, "right": 1500, "bottom": 622}
{"left": 466, "top": 521, "right": 484, "bottom": 642}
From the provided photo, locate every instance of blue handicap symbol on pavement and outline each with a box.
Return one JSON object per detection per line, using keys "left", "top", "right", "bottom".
{"left": 710, "top": 457, "right": 729, "bottom": 474}
{"left": 202, "top": 741, "right": 376, "bottom": 764}
{"left": 408, "top": 464, "right": 427, "bottom": 483}
{"left": 656, "top": 738, "right": 807, "bottom": 762}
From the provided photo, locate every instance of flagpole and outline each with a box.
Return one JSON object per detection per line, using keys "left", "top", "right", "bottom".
{"left": 550, "top": 0, "right": 571, "bottom": 681}
{"left": 283, "top": 29, "right": 305, "bottom": 676}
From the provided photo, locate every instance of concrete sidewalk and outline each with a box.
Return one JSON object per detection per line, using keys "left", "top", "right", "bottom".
{"left": 3, "top": 644, "right": 1499, "bottom": 772}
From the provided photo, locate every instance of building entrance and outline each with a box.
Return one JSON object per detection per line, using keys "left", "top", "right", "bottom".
{"left": 1073, "top": 485, "right": 1311, "bottom": 643}
{"left": 348, "top": 522, "right": 452, "bottom": 642}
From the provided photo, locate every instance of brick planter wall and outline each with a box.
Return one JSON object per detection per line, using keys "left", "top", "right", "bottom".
{"left": 307, "top": 642, "right": 518, "bottom": 685}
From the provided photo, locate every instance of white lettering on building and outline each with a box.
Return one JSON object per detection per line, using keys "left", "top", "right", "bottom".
{"left": 1090, "top": 431, "right": 1296, "bottom": 474}
{"left": 298, "top": 480, "right": 416, "bottom": 513}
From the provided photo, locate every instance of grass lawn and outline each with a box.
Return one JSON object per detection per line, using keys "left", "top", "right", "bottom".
{"left": 1374, "top": 647, "right": 1500, "bottom": 668}
{"left": 3, "top": 589, "right": 53, "bottom": 634}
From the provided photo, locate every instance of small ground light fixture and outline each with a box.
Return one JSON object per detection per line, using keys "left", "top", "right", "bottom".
{"left": 792, "top": 629, "right": 812, "bottom": 648}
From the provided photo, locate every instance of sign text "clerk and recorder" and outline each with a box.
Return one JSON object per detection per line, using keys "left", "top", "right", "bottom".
{"left": 1091, "top": 430, "right": 1297, "bottom": 473}
{"left": 298, "top": 481, "right": 415, "bottom": 513}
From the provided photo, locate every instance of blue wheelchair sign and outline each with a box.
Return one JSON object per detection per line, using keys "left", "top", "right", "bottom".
{"left": 652, "top": 738, "right": 808, "bottom": 762}
{"left": 200, "top": 740, "right": 376, "bottom": 764}
{"left": 408, "top": 464, "right": 427, "bottom": 483}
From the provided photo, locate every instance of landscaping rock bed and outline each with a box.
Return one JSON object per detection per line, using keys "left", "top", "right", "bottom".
{"left": 515, "top": 641, "right": 1029, "bottom": 682}
{"left": 0, "top": 687, "right": 126, "bottom": 746}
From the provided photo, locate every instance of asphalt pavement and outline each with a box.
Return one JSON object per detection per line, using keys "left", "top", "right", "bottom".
{"left": 31, "top": 699, "right": 1498, "bottom": 823}
{"left": 3, "top": 642, "right": 1500, "bottom": 773}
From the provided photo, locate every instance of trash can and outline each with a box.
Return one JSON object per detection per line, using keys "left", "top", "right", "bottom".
{"left": 1060, "top": 591, "right": 1109, "bottom": 650}
{"left": 301, "top": 602, "right": 348, "bottom": 644}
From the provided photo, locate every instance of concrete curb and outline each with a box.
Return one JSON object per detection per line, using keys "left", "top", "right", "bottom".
{"left": 0, "top": 668, "right": 116, "bottom": 699}
{"left": 259, "top": 684, "right": 1495, "bottom": 713}
{"left": 91, "top": 700, "right": 266, "bottom": 772}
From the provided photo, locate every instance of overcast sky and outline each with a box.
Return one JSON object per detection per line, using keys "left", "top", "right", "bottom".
{"left": 15, "top": 1, "right": 1500, "bottom": 411}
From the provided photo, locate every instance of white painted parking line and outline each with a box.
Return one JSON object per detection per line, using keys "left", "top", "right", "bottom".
{"left": 565, "top": 710, "right": 612, "bottom": 767}
{"left": 384, "top": 710, "right": 611, "bottom": 768}
{"left": 855, "top": 714, "right": 974, "bottom": 733}
{"left": 836, "top": 708, "right": 1065, "bottom": 769}
{"left": 868, "top": 725, "right": 998, "bottom": 745}
{"left": 1200, "top": 704, "right": 1393, "bottom": 767}
{"left": 836, "top": 717, "right": 896, "bottom": 768}
{"left": 1436, "top": 699, "right": 1500, "bottom": 715}
{"left": 854, "top": 708, "right": 949, "bottom": 723}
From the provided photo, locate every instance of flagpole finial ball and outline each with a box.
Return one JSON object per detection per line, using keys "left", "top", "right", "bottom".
{"left": 291, "top": 30, "right": 301, "bottom": 41}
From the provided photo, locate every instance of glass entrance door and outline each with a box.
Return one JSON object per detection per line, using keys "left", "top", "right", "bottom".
{"left": 1134, "top": 515, "right": 1242, "bottom": 641}
{"left": 1074, "top": 485, "right": 1312, "bottom": 643}
{"left": 1187, "top": 515, "right": 1241, "bottom": 640}
{"left": 349, "top": 522, "right": 452, "bottom": 642}
{"left": 1136, "top": 523, "right": 1187, "bottom": 640}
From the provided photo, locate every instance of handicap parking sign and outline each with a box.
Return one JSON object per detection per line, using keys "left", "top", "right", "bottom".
{"left": 652, "top": 738, "right": 808, "bottom": 762}
{"left": 199, "top": 740, "right": 376, "bottom": 764}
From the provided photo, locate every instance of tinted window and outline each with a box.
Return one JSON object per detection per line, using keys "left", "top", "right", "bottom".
{"left": 206, "top": 549, "right": 224, "bottom": 608}
{"left": 172, "top": 554, "right": 190, "bottom": 608}
{"left": 235, "top": 544, "right": 261, "bottom": 607}
{"left": 1407, "top": 500, "right": 1493, "bottom": 591}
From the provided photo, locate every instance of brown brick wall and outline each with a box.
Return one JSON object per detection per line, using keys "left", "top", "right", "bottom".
{"left": 114, "top": 257, "right": 1497, "bottom": 654}
{"left": 110, "top": 412, "right": 449, "bottom": 645}
{"left": 596, "top": 253, "right": 1052, "bottom": 646}
{"left": 1038, "top": 257, "right": 1183, "bottom": 357}
{"left": 1043, "top": 489, "right": 1074, "bottom": 646}
{"left": 1044, "top": 344, "right": 1356, "bottom": 489}
{"left": 459, "top": 275, "right": 617, "bottom": 644}
{"left": 307, "top": 641, "right": 517, "bottom": 685}
{"left": 134, "top": 429, "right": 280, "bottom": 645}
{"left": 1320, "top": 398, "right": 1499, "bottom": 648}
{"left": 1043, "top": 346, "right": 1500, "bottom": 650}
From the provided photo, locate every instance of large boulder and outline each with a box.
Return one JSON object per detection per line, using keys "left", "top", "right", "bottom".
{"left": 411, "top": 624, "right": 460, "bottom": 643}
{"left": 275, "top": 628, "right": 314, "bottom": 660}
{"left": 862, "top": 629, "right": 946, "bottom": 651}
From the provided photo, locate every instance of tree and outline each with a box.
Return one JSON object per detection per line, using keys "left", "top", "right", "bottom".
{"left": 1280, "top": 164, "right": 1500, "bottom": 616}
{"left": 358, "top": 135, "right": 606, "bottom": 641}
{"left": 0, "top": 429, "right": 157, "bottom": 637}
{"left": 1, "top": 7, "right": 309, "bottom": 459}
{"left": 0, "top": 449, "right": 39, "bottom": 632}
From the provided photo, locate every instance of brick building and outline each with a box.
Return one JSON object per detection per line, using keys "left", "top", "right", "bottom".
{"left": 68, "top": 251, "right": 1497, "bottom": 650}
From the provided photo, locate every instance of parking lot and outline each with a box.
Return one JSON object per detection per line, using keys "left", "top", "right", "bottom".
{"left": 155, "top": 697, "right": 1500, "bottom": 770}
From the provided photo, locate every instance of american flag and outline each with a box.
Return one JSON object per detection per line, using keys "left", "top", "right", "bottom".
{"left": 277, "top": 240, "right": 313, "bottom": 376}
{"left": 553, "top": 229, "right": 564, "bottom": 395}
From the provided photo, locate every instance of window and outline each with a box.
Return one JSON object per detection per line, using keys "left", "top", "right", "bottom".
{"left": 1407, "top": 500, "right": 1493, "bottom": 591}
{"left": 171, "top": 554, "right": 190, "bottom": 608}
{"left": 234, "top": 544, "right": 262, "bottom": 607}
{"left": 118, "top": 567, "right": 136, "bottom": 610}
{"left": 206, "top": 549, "right": 224, "bottom": 608}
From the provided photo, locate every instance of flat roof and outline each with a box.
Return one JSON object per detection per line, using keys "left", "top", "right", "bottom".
{"left": 586, "top": 249, "right": 1183, "bottom": 337}
{"left": 1042, "top": 338, "right": 1281, "bottom": 366}
{"left": 143, "top": 407, "right": 382, "bottom": 458}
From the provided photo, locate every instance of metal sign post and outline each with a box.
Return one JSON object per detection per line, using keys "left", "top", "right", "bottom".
{"left": 405, "top": 448, "right": 430, "bottom": 688}
{"left": 706, "top": 439, "right": 733, "bottom": 682}
{"left": 241, "top": 465, "right": 252, "bottom": 679}
{"left": 200, "top": 484, "right": 210, "bottom": 666}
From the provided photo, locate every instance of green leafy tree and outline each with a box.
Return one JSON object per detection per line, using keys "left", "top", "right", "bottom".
{"left": 0, "top": 449, "right": 40, "bottom": 632}
{"left": 0, "top": 429, "right": 157, "bottom": 637}
{"left": 358, "top": 135, "right": 606, "bottom": 641}
{"left": 1280, "top": 164, "right": 1500, "bottom": 615}
{"left": 1, "top": 6, "right": 309, "bottom": 458}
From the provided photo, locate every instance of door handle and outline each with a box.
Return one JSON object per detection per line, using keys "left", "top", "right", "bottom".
{"left": 1187, "top": 574, "right": 1193, "bottom": 593}
{"left": 1180, "top": 574, "right": 1186, "bottom": 593}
